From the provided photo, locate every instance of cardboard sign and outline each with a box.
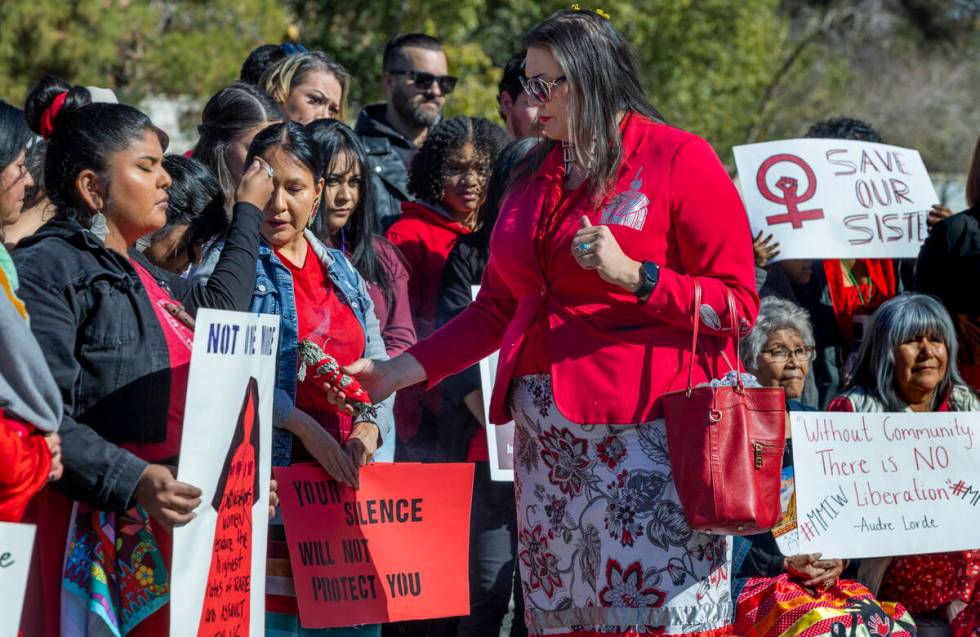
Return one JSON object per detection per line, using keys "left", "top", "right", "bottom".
{"left": 733, "top": 139, "right": 938, "bottom": 261}
{"left": 472, "top": 285, "right": 515, "bottom": 482}
{"left": 274, "top": 463, "right": 474, "bottom": 629}
{"left": 0, "top": 522, "right": 35, "bottom": 637}
{"left": 170, "top": 309, "right": 280, "bottom": 637}
{"left": 790, "top": 411, "right": 980, "bottom": 559}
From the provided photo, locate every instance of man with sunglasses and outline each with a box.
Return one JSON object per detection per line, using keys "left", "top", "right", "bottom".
{"left": 355, "top": 33, "right": 456, "bottom": 231}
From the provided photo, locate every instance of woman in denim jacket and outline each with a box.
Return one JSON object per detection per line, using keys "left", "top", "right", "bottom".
{"left": 201, "top": 121, "right": 393, "bottom": 636}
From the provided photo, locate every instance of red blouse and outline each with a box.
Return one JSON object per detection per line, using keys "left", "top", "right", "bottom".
{"left": 278, "top": 242, "right": 364, "bottom": 448}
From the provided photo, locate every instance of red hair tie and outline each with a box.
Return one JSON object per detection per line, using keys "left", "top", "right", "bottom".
{"left": 39, "top": 91, "right": 68, "bottom": 140}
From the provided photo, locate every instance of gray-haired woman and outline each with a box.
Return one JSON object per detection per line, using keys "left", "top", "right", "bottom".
{"left": 828, "top": 293, "right": 979, "bottom": 629}
{"left": 741, "top": 297, "right": 817, "bottom": 410}
{"left": 828, "top": 293, "right": 977, "bottom": 414}
{"left": 738, "top": 298, "right": 846, "bottom": 592}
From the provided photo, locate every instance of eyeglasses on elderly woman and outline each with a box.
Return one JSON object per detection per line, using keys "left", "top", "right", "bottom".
{"left": 761, "top": 346, "right": 816, "bottom": 363}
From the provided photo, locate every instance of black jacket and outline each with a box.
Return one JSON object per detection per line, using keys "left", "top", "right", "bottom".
{"left": 12, "top": 203, "right": 261, "bottom": 512}
{"left": 915, "top": 204, "right": 980, "bottom": 315}
{"left": 354, "top": 103, "right": 417, "bottom": 232}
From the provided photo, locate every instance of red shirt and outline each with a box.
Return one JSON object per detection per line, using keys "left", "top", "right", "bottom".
{"left": 278, "top": 243, "right": 364, "bottom": 447}
{"left": 409, "top": 114, "right": 759, "bottom": 426}
{"left": 125, "top": 262, "right": 194, "bottom": 461}
{"left": 387, "top": 201, "right": 473, "bottom": 339}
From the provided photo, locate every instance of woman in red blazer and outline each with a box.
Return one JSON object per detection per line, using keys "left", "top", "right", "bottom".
{"left": 341, "top": 9, "right": 758, "bottom": 637}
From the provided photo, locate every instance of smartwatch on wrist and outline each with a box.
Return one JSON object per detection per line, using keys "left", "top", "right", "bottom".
{"left": 635, "top": 261, "right": 660, "bottom": 303}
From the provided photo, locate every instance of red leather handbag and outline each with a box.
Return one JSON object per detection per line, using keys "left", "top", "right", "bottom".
{"left": 661, "top": 282, "right": 786, "bottom": 536}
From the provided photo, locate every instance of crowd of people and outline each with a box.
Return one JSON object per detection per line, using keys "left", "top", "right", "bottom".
{"left": 0, "top": 6, "right": 978, "bottom": 637}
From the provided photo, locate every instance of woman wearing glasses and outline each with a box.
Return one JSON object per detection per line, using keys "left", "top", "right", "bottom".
{"left": 732, "top": 298, "right": 917, "bottom": 637}
{"left": 341, "top": 9, "right": 757, "bottom": 636}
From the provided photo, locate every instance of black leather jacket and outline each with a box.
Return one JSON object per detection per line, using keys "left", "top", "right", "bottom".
{"left": 354, "top": 103, "right": 417, "bottom": 231}
{"left": 12, "top": 203, "right": 261, "bottom": 511}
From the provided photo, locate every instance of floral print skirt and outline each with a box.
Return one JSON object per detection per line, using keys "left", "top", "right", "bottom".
{"left": 510, "top": 375, "right": 733, "bottom": 637}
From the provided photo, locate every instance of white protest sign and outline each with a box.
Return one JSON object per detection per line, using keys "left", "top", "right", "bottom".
{"left": 790, "top": 410, "right": 980, "bottom": 559}
{"left": 171, "top": 309, "right": 279, "bottom": 637}
{"left": 733, "top": 139, "right": 938, "bottom": 261}
{"left": 0, "top": 522, "right": 35, "bottom": 637}
{"left": 472, "top": 286, "right": 514, "bottom": 482}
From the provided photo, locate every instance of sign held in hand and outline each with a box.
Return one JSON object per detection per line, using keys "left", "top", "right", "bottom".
{"left": 733, "top": 139, "right": 938, "bottom": 261}
{"left": 790, "top": 411, "right": 980, "bottom": 559}
{"left": 275, "top": 463, "right": 474, "bottom": 629}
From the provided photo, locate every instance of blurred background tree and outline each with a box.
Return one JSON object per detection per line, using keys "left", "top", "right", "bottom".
{"left": 0, "top": 0, "right": 975, "bottom": 172}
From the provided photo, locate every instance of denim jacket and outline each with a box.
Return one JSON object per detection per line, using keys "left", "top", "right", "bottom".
{"left": 203, "top": 230, "right": 394, "bottom": 466}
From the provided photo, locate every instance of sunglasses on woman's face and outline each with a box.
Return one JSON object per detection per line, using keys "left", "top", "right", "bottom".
{"left": 520, "top": 75, "right": 567, "bottom": 103}
{"left": 389, "top": 69, "right": 458, "bottom": 95}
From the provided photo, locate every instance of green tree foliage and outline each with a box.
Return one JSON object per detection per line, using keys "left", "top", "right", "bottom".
{"left": 291, "top": 0, "right": 796, "bottom": 160}
{"left": 0, "top": 0, "right": 288, "bottom": 105}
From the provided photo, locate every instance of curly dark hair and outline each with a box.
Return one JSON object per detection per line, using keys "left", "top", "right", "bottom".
{"left": 408, "top": 116, "right": 508, "bottom": 205}
{"left": 805, "top": 117, "right": 883, "bottom": 143}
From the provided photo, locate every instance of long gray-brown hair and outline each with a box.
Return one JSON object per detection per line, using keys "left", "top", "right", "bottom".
{"left": 516, "top": 9, "right": 664, "bottom": 196}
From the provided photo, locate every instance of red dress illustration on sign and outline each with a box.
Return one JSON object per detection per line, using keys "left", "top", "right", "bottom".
{"left": 197, "top": 377, "right": 261, "bottom": 636}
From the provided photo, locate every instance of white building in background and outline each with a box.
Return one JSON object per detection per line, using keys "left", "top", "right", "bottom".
{"left": 140, "top": 95, "right": 203, "bottom": 156}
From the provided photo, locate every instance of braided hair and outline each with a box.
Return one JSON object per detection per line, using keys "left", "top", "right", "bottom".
{"left": 407, "top": 116, "right": 508, "bottom": 205}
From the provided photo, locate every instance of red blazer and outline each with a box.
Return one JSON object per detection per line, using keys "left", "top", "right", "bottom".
{"left": 387, "top": 201, "right": 472, "bottom": 339}
{"left": 409, "top": 114, "right": 758, "bottom": 425}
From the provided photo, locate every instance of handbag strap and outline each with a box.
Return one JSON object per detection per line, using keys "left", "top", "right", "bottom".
{"left": 685, "top": 280, "right": 702, "bottom": 396}
{"left": 726, "top": 289, "right": 744, "bottom": 393}
{"left": 684, "top": 281, "right": 744, "bottom": 395}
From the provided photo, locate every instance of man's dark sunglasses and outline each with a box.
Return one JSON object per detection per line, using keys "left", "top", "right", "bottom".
{"left": 389, "top": 69, "right": 458, "bottom": 94}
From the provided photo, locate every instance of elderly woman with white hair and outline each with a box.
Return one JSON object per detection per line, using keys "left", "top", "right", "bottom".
{"left": 741, "top": 296, "right": 818, "bottom": 410}
{"left": 732, "top": 297, "right": 916, "bottom": 637}
{"left": 828, "top": 293, "right": 980, "bottom": 636}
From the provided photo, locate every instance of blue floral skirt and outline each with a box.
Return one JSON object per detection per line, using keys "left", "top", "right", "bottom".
{"left": 509, "top": 375, "right": 733, "bottom": 636}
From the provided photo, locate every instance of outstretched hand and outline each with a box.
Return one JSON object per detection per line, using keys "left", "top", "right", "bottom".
{"left": 324, "top": 355, "right": 428, "bottom": 415}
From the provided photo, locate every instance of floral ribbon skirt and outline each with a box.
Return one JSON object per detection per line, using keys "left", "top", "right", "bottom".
{"left": 509, "top": 375, "right": 733, "bottom": 636}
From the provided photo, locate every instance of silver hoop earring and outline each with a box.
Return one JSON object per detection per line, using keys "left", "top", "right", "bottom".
{"left": 90, "top": 211, "right": 109, "bottom": 244}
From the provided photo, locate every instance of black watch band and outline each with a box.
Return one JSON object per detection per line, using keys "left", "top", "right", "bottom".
{"left": 635, "top": 261, "right": 660, "bottom": 303}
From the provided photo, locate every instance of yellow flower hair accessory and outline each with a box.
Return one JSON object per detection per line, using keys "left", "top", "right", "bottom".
{"left": 570, "top": 4, "right": 610, "bottom": 20}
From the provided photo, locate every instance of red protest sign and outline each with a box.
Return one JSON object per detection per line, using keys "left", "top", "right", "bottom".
{"left": 274, "top": 463, "right": 474, "bottom": 629}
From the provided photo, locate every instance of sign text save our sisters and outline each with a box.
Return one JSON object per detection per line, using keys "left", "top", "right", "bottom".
{"left": 791, "top": 411, "right": 980, "bottom": 560}
{"left": 733, "top": 139, "right": 938, "bottom": 261}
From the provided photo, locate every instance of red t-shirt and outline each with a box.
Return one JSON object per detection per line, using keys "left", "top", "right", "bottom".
{"left": 277, "top": 243, "right": 364, "bottom": 450}
{"left": 127, "top": 262, "right": 194, "bottom": 462}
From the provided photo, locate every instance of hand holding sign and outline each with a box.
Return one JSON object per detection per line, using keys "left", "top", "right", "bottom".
{"left": 135, "top": 464, "right": 202, "bottom": 531}
{"left": 752, "top": 231, "right": 781, "bottom": 267}
{"left": 287, "top": 408, "right": 359, "bottom": 488}
{"left": 275, "top": 463, "right": 473, "bottom": 629}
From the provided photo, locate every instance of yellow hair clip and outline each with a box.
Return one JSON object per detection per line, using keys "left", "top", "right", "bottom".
{"left": 594, "top": 8, "right": 610, "bottom": 19}
{"left": 571, "top": 3, "right": 581, "bottom": 10}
